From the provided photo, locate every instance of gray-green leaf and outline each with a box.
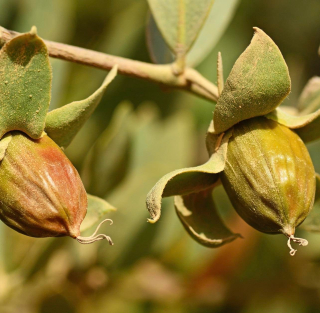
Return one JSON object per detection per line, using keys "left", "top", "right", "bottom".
{"left": 80, "top": 194, "right": 116, "bottom": 232}
{"left": 146, "top": 12, "right": 174, "bottom": 64}
{"left": 213, "top": 28, "right": 291, "bottom": 134}
{"left": 146, "top": 129, "right": 232, "bottom": 223}
{"left": 45, "top": 65, "right": 117, "bottom": 148}
{"left": 175, "top": 188, "right": 241, "bottom": 247}
{"left": 146, "top": 0, "right": 239, "bottom": 67}
{"left": 187, "top": 0, "right": 240, "bottom": 67}
{"left": 0, "top": 28, "right": 52, "bottom": 139}
{"left": 147, "top": 0, "right": 214, "bottom": 58}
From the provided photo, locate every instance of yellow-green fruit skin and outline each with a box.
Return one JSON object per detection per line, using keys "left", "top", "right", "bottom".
{"left": 0, "top": 132, "right": 87, "bottom": 238}
{"left": 220, "top": 117, "right": 316, "bottom": 236}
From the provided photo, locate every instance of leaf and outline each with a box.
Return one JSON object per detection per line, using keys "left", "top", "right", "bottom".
{"left": 147, "top": 0, "right": 214, "bottom": 57}
{"left": 146, "top": 12, "right": 175, "bottom": 64}
{"left": 0, "top": 28, "right": 52, "bottom": 139}
{"left": 186, "top": 0, "right": 240, "bottom": 67}
{"left": 146, "top": 0, "right": 239, "bottom": 67}
{"left": 45, "top": 65, "right": 117, "bottom": 148}
{"left": 0, "top": 133, "right": 12, "bottom": 161}
{"left": 213, "top": 28, "right": 291, "bottom": 134}
{"left": 265, "top": 107, "right": 320, "bottom": 143}
{"left": 175, "top": 188, "right": 241, "bottom": 247}
{"left": 81, "top": 102, "right": 133, "bottom": 197}
{"left": 300, "top": 173, "right": 320, "bottom": 232}
{"left": 146, "top": 129, "right": 232, "bottom": 223}
{"left": 298, "top": 76, "right": 320, "bottom": 114}
{"left": 80, "top": 194, "right": 116, "bottom": 232}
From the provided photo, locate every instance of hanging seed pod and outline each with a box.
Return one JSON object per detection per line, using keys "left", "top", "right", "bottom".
{"left": 220, "top": 117, "right": 316, "bottom": 255}
{"left": 0, "top": 131, "right": 113, "bottom": 244}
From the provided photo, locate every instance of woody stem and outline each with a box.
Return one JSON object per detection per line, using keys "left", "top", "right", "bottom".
{"left": 0, "top": 26, "right": 219, "bottom": 103}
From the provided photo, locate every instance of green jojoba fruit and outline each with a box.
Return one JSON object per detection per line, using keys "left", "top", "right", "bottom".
{"left": 220, "top": 117, "right": 316, "bottom": 255}
{"left": 0, "top": 131, "right": 102, "bottom": 242}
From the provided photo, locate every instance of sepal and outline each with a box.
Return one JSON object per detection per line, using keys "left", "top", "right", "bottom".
{"left": 45, "top": 65, "right": 117, "bottom": 148}
{"left": 146, "top": 129, "right": 232, "bottom": 223}
{"left": 213, "top": 28, "right": 290, "bottom": 134}
{"left": 175, "top": 187, "right": 241, "bottom": 247}
{"left": 266, "top": 107, "right": 320, "bottom": 143}
{"left": 0, "top": 27, "right": 52, "bottom": 139}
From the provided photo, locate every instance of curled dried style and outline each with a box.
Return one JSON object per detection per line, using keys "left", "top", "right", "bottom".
{"left": 76, "top": 219, "right": 114, "bottom": 245}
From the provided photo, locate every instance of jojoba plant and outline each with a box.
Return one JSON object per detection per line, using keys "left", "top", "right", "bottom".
{"left": 0, "top": 27, "right": 117, "bottom": 244}
{"left": 1, "top": 1, "right": 320, "bottom": 311}
{"left": 0, "top": 4, "right": 319, "bottom": 258}
{"left": 146, "top": 28, "right": 320, "bottom": 256}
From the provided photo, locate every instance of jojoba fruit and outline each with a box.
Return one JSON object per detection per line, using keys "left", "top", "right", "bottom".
{"left": 220, "top": 117, "right": 315, "bottom": 254}
{"left": 0, "top": 131, "right": 87, "bottom": 238}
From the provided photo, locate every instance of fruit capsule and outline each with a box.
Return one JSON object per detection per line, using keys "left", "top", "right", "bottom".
{"left": 220, "top": 117, "right": 315, "bottom": 255}
{"left": 0, "top": 132, "right": 87, "bottom": 238}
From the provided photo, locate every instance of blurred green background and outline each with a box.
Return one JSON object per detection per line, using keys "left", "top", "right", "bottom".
{"left": 1, "top": 0, "right": 320, "bottom": 312}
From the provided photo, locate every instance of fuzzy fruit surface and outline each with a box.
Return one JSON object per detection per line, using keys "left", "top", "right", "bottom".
{"left": 220, "top": 117, "right": 315, "bottom": 236}
{"left": 0, "top": 132, "right": 87, "bottom": 238}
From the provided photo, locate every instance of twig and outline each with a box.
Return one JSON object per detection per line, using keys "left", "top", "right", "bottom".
{"left": 0, "top": 27, "right": 219, "bottom": 102}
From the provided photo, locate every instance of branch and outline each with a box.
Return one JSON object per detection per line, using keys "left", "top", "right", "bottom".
{"left": 0, "top": 27, "right": 219, "bottom": 102}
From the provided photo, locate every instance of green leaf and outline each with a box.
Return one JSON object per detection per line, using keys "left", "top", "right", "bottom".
{"left": 82, "top": 102, "right": 133, "bottom": 197}
{"left": 213, "top": 28, "right": 291, "bottom": 134}
{"left": 146, "top": 0, "right": 239, "bottom": 67}
{"left": 175, "top": 188, "right": 241, "bottom": 247}
{"left": 298, "top": 76, "right": 320, "bottom": 114}
{"left": 146, "top": 129, "right": 232, "bottom": 223}
{"left": 0, "top": 133, "right": 12, "bottom": 161}
{"left": 45, "top": 65, "right": 117, "bottom": 148}
{"left": 266, "top": 107, "right": 320, "bottom": 143}
{"left": 301, "top": 173, "right": 320, "bottom": 232}
{"left": 147, "top": 0, "right": 214, "bottom": 58}
{"left": 186, "top": 0, "right": 240, "bottom": 67}
{"left": 0, "top": 28, "right": 52, "bottom": 139}
{"left": 80, "top": 194, "right": 116, "bottom": 232}
{"left": 146, "top": 12, "right": 175, "bottom": 64}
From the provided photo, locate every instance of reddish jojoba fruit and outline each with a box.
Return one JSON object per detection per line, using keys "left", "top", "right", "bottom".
{"left": 0, "top": 131, "right": 112, "bottom": 244}
{"left": 220, "top": 117, "right": 316, "bottom": 255}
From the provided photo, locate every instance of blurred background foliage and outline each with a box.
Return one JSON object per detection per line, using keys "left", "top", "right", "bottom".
{"left": 1, "top": 0, "right": 320, "bottom": 312}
